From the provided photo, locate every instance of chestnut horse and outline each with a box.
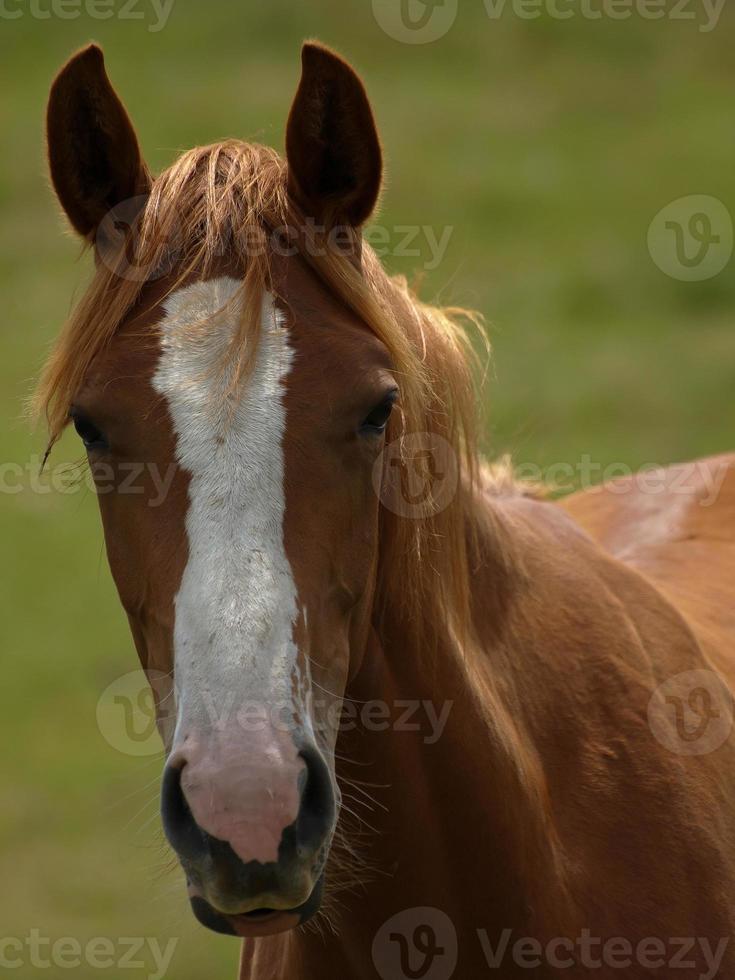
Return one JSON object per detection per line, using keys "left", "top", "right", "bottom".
{"left": 39, "top": 42, "right": 735, "bottom": 979}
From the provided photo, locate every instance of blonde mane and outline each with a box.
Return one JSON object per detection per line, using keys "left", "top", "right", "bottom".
{"left": 34, "top": 139, "right": 488, "bottom": 652}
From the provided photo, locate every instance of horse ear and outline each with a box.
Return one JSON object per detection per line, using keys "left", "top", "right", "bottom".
{"left": 286, "top": 42, "right": 382, "bottom": 229}
{"left": 46, "top": 44, "right": 151, "bottom": 240}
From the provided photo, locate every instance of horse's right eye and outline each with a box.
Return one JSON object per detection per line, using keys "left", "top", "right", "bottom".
{"left": 70, "top": 411, "right": 108, "bottom": 451}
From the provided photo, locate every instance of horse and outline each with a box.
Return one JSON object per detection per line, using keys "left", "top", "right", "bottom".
{"left": 38, "top": 41, "right": 735, "bottom": 979}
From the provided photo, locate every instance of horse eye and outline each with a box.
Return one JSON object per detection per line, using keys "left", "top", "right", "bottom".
{"left": 360, "top": 392, "right": 397, "bottom": 435}
{"left": 71, "top": 411, "right": 108, "bottom": 450}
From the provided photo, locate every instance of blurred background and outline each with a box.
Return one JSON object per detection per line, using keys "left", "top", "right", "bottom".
{"left": 2, "top": 1, "right": 735, "bottom": 976}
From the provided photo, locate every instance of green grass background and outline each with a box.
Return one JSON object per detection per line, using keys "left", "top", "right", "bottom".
{"left": 2, "top": 1, "right": 735, "bottom": 977}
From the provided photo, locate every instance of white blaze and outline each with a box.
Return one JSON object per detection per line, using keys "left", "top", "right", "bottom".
{"left": 152, "top": 276, "right": 302, "bottom": 737}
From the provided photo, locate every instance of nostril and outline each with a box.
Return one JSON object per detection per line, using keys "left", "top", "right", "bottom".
{"left": 161, "top": 763, "right": 207, "bottom": 861}
{"left": 296, "top": 745, "right": 336, "bottom": 851}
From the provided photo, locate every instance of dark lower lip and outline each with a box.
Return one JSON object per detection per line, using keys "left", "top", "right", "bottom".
{"left": 189, "top": 875, "right": 324, "bottom": 938}
{"left": 225, "top": 909, "right": 301, "bottom": 938}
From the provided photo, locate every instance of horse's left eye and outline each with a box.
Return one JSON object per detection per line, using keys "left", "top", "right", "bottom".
{"left": 360, "top": 392, "right": 397, "bottom": 435}
{"left": 70, "top": 410, "right": 108, "bottom": 451}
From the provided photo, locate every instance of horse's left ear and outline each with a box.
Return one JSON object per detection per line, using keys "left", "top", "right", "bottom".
{"left": 286, "top": 42, "right": 382, "bottom": 229}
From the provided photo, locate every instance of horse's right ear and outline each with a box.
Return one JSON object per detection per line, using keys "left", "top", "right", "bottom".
{"left": 46, "top": 44, "right": 151, "bottom": 240}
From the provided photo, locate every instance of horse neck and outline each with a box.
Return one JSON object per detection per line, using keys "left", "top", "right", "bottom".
{"left": 335, "top": 489, "right": 575, "bottom": 938}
